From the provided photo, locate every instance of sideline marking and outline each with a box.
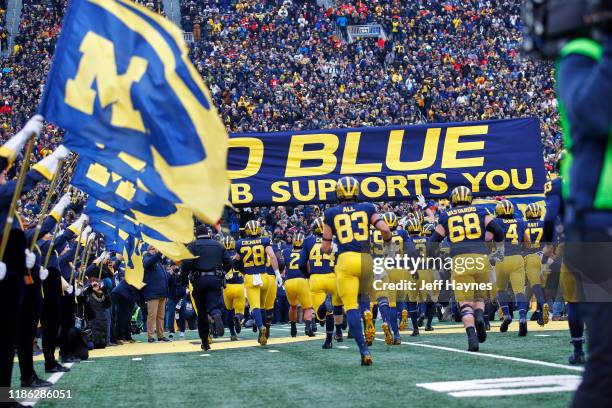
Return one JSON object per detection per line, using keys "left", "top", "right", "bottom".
{"left": 20, "top": 363, "right": 74, "bottom": 407}
{"left": 417, "top": 375, "right": 581, "bottom": 397}
{"left": 131, "top": 357, "right": 142, "bottom": 361}
{"left": 268, "top": 350, "right": 280, "bottom": 353}
{"left": 375, "top": 338, "right": 584, "bottom": 372}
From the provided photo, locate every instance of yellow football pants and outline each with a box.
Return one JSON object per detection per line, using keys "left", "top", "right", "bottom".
{"left": 451, "top": 253, "right": 490, "bottom": 302}
{"left": 262, "top": 273, "right": 277, "bottom": 310}
{"left": 244, "top": 274, "right": 263, "bottom": 309}
{"left": 223, "top": 283, "right": 245, "bottom": 315}
{"left": 309, "top": 273, "right": 342, "bottom": 318}
{"left": 495, "top": 254, "right": 525, "bottom": 295}
{"left": 560, "top": 262, "right": 578, "bottom": 303}
{"left": 285, "top": 278, "right": 313, "bottom": 309}
{"left": 336, "top": 252, "right": 373, "bottom": 311}
{"left": 418, "top": 269, "right": 439, "bottom": 302}
{"left": 388, "top": 268, "right": 411, "bottom": 307}
{"left": 524, "top": 253, "right": 542, "bottom": 287}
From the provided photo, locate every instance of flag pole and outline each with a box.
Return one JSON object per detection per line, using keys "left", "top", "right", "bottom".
{"left": 69, "top": 221, "right": 87, "bottom": 285}
{"left": 0, "top": 138, "right": 35, "bottom": 265}
{"left": 28, "top": 159, "right": 64, "bottom": 251}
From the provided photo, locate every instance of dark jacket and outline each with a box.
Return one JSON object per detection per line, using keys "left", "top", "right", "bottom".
{"left": 181, "top": 236, "right": 232, "bottom": 284}
{"left": 142, "top": 251, "right": 168, "bottom": 301}
{"left": 167, "top": 270, "right": 186, "bottom": 301}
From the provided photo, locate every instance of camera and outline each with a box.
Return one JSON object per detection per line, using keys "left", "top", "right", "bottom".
{"left": 522, "top": 0, "right": 612, "bottom": 59}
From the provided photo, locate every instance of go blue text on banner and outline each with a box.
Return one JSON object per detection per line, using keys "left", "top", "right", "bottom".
{"left": 227, "top": 118, "right": 546, "bottom": 206}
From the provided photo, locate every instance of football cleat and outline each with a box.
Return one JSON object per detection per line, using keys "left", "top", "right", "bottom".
{"left": 230, "top": 335, "right": 238, "bottom": 341}
{"left": 543, "top": 303, "right": 550, "bottom": 325}
{"left": 322, "top": 341, "right": 333, "bottom": 349}
{"left": 467, "top": 332, "right": 479, "bottom": 352}
{"left": 334, "top": 333, "right": 343, "bottom": 342}
{"left": 290, "top": 323, "right": 297, "bottom": 337}
{"left": 360, "top": 351, "right": 373, "bottom": 366}
{"left": 258, "top": 327, "right": 268, "bottom": 346}
{"left": 568, "top": 351, "right": 586, "bottom": 365}
{"left": 265, "top": 324, "right": 271, "bottom": 339}
{"left": 399, "top": 310, "right": 408, "bottom": 331}
{"left": 500, "top": 316, "right": 512, "bottom": 333}
{"left": 305, "top": 321, "right": 316, "bottom": 337}
{"left": 411, "top": 328, "right": 420, "bottom": 337}
{"left": 382, "top": 322, "right": 393, "bottom": 345}
{"left": 475, "top": 315, "right": 487, "bottom": 343}
{"left": 424, "top": 325, "right": 434, "bottom": 332}
{"left": 393, "top": 336, "right": 402, "bottom": 345}
{"left": 234, "top": 316, "right": 242, "bottom": 334}
{"left": 518, "top": 320, "right": 528, "bottom": 337}
{"left": 363, "top": 311, "right": 376, "bottom": 346}
{"left": 417, "top": 313, "right": 425, "bottom": 328}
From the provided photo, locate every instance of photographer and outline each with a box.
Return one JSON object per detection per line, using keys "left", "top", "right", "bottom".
{"left": 523, "top": 1, "right": 612, "bottom": 405}
{"left": 166, "top": 263, "right": 186, "bottom": 338}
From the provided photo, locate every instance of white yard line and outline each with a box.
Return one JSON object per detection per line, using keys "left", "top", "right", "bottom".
{"left": 375, "top": 338, "right": 584, "bottom": 372}
{"left": 20, "top": 363, "right": 75, "bottom": 407}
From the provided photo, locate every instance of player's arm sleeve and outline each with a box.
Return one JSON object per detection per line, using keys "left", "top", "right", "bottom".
{"left": 558, "top": 35, "right": 612, "bottom": 140}
{"left": 485, "top": 218, "right": 504, "bottom": 242}
{"left": 298, "top": 245, "right": 308, "bottom": 274}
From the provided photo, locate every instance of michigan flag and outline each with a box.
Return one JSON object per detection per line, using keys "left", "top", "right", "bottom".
{"left": 39, "top": 0, "right": 229, "bottom": 224}
{"left": 85, "top": 196, "right": 194, "bottom": 262}
{"left": 72, "top": 156, "right": 195, "bottom": 244}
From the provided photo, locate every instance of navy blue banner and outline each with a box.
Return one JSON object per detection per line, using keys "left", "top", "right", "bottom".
{"left": 227, "top": 118, "right": 546, "bottom": 206}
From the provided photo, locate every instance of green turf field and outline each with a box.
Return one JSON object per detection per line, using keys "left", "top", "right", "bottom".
{"left": 13, "top": 320, "right": 581, "bottom": 408}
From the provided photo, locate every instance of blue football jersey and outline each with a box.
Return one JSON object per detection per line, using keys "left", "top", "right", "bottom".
{"left": 225, "top": 249, "right": 244, "bottom": 284}
{"left": 525, "top": 219, "right": 545, "bottom": 254}
{"left": 235, "top": 236, "right": 270, "bottom": 275}
{"left": 438, "top": 205, "right": 489, "bottom": 256}
{"left": 299, "top": 234, "right": 334, "bottom": 275}
{"left": 282, "top": 247, "right": 306, "bottom": 280}
{"left": 371, "top": 228, "right": 416, "bottom": 257}
{"left": 324, "top": 202, "right": 376, "bottom": 254}
{"left": 498, "top": 218, "right": 526, "bottom": 256}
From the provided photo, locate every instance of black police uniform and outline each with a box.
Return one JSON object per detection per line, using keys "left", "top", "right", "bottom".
{"left": 181, "top": 233, "right": 232, "bottom": 348}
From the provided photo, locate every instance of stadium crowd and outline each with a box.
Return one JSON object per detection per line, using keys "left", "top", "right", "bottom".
{"left": 0, "top": 0, "right": 569, "bottom": 361}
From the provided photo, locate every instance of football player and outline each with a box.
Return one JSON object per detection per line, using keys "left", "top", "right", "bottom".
{"left": 222, "top": 236, "right": 244, "bottom": 341}
{"left": 543, "top": 174, "right": 584, "bottom": 364}
{"left": 494, "top": 200, "right": 531, "bottom": 336}
{"left": 322, "top": 176, "right": 392, "bottom": 365}
{"left": 524, "top": 203, "right": 549, "bottom": 326}
{"left": 233, "top": 220, "right": 282, "bottom": 346}
{"left": 300, "top": 217, "right": 344, "bottom": 349}
{"left": 429, "top": 186, "right": 505, "bottom": 352}
{"left": 282, "top": 232, "right": 315, "bottom": 337}
{"left": 409, "top": 218, "right": 438, "bottom": 332}
{"left": 378, "top": 212, "right": 417, "bottom": 343}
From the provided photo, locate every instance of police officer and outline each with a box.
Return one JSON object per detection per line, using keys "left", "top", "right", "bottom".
{"left": 523, "top": 2, "right": 612, "bottom": 405}
{"left": 181, "top": 224, "right": 232, "bottom": 350}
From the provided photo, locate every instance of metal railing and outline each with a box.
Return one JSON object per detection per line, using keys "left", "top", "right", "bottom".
{"left": 346, "top": 24, "right": 387, "bottom": 43}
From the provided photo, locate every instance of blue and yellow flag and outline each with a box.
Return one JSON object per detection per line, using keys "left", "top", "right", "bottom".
{"left": 72, "top": 156, "right": 194, "bottom": 243}
{"left": 39, "top": 0, "right": 229, "bottom": 224}
{"left": 123, "top": 235, "right": 145, "bottom": 289}
{"left": 85, "top": 196, "right": 194, "bottom": 262}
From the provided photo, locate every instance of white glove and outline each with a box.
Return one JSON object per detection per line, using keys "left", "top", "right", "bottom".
{"left": 331, "top": 242, "right": 338, "bottom": 254}
{"left": 1, "top": 115, "right": 43, "bottom": 160}
{"left": 25, "top": 249, "right": 36, "bottom": 269}
{"left": 490, "top": 243, "right": 505, "bottom": 264}
{"left": 94, "top": 251, "right": 109, "bottom": 264}
{"left": 61, "top": 277, "right": 73, "bottom": 294}
{"left": 32, "top": 145, "right": 71, "bottom": 180}
{"left": 0, "top": 262, "right": 6, "bottom": 281}
{"left": 185, "top": 288, "right": 190, "bottom": 295}
{"left": 51, "top": 192, "right": 71, "bottom": 217}
{"left": 417, "top": 194, "right": 427, "bottom": 209}
{"left": 541, "top": 257, "right": 554, "bottom": 276}
{"left": 274, "top": 270, "right": 283, "bottom": 287}
{"left": 87, "top": 231, "right": 96, "bottom": 243}
{"left": 75, "top": 287, "right": 82, "bottom": 297}
{"left": 69, "top": 213, "right": 89, "bottom": 234}
{"left": 39, "top": 267, "right": 49, "bottom": 281}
